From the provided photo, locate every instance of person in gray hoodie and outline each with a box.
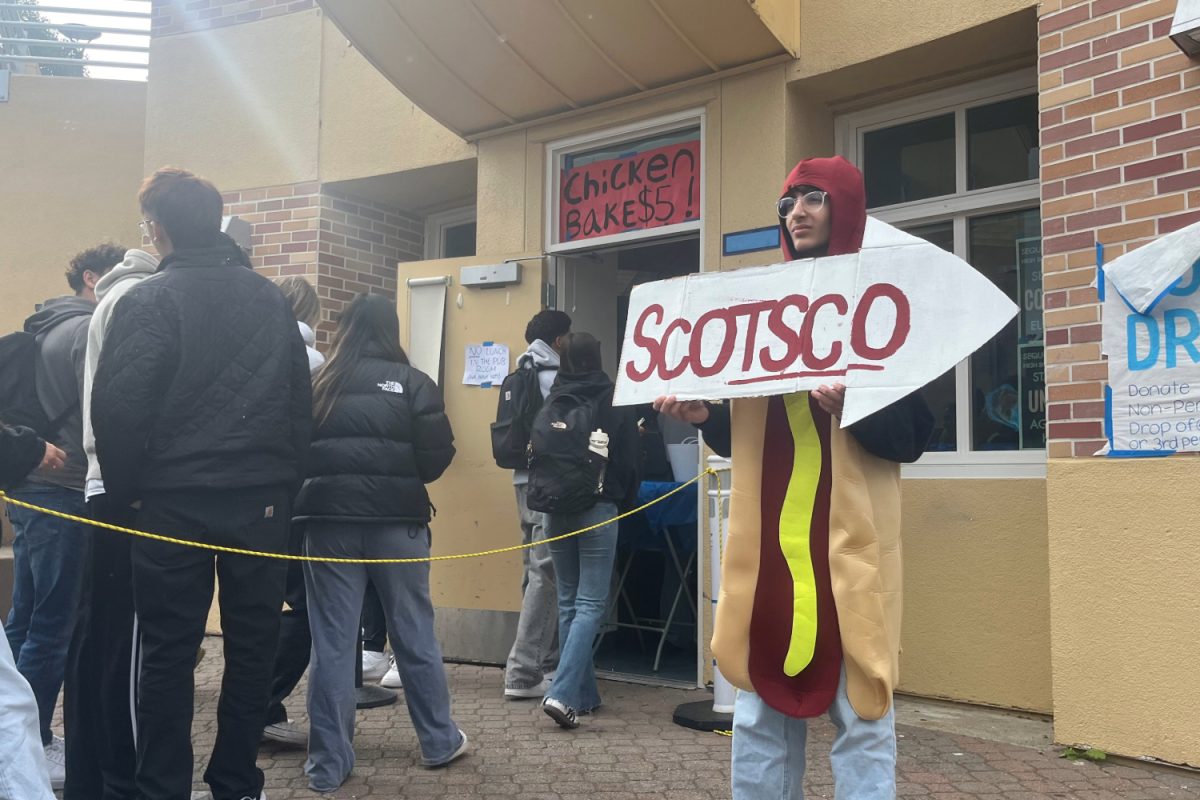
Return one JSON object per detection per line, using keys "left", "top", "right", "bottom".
{"left": 503, "top": 310, "right": 571, "bottom": 699}
{"left": 4, "top": 243, "right": 121, "bottom": 789}
{"left": 64, "top": 247, "right": 157, "bottom": 800}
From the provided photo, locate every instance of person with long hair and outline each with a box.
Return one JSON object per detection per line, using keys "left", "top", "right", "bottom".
{"left": 295, "top": 294, "right": 466, "bottom": 792}
{"left": 531, "top": 333, "right": 640, "bottom": 729}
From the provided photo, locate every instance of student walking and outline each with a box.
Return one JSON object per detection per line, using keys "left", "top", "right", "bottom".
{"left": 527, "top": 333, "right": 639, "bottom": 729}
{"left": 295, "top": 294, "right": 466, "bottom": 793}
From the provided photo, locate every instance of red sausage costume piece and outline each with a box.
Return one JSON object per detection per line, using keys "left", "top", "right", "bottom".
{"left": 711, "top": 157, "right": 905, "bottom": 721}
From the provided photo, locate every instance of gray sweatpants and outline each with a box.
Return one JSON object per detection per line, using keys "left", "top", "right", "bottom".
{"left": 504, "top": 484, "right": 559, "bottom": 690}
{"left": 303, "top": 522, "right": 461, "bottom": 792}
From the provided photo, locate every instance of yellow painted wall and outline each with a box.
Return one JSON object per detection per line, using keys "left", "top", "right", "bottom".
{"left": 899, "top": 479, "right": 1052, "bottom": 713}
{"left": 795, "top": 0, "right": 1037, "bottom": 80}
{"left": 143, "top": 10, "right": 322, "bottom": 189}
{"left": 317, "top": 16, "right": 474, "bottom": 185}
{"left": 1048, "top": 459, "right": 1200, "bottom": 764}
{"left": 395, "top": 254, "right": 545, "bottom": 612}
{"left": 0, "top": 75, "right": 145, "bottom": 330}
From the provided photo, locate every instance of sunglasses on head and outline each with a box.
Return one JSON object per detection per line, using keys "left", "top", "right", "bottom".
{"left": 776, "top": 190, "right": 829, "bottom": 218}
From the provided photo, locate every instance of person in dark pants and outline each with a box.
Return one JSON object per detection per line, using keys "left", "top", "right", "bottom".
{"left": 93, "top": 168, "right": 312, "bottom": 800}
{"left": 295, "top": 294, "right": 465, "bottom": 793}
{"left": 65, "top": 246, "right": 157, "bottom": 800}
{"left": 262, "top": 277, "right": 325, "bottom": 749}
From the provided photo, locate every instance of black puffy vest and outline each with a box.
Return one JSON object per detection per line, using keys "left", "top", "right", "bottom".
{"left": 293, "top": 356, "right": 455, "bottom": 524}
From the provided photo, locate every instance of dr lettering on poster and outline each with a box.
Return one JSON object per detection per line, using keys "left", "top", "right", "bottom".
{"left": 1101, "top": 220, "right": 1200, "bottom": 455}
{"left": 613, "top": 219, "right": 1020, "bottom": 426}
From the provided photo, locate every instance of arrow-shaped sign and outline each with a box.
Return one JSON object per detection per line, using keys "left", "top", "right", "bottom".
{"left": 613, "top": 218, "right": 1019, "bottom": 426}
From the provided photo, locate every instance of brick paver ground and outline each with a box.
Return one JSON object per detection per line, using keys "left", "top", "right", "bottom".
{"left": 158, "top": 639, "right": 1200, "bottom": 799}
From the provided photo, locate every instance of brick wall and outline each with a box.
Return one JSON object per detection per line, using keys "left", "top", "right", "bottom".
{"left": 1038, "top": 0, "right": 1200, "bottom": 457}
{"left": 223, "top": 182, "right": 321, "bottom": 280}
{"left": 151, "top": 0, "right": 314, "bottom": 37}
{"left": 314, "top": 190, "right": 421, "bottom": 347}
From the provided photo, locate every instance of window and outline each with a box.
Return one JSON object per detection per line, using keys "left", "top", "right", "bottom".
{"left": 545, "top": 110, "right": 704, "bottom": 253}
{"left": 424, "top": 206, "right": 476, "bottom": 260}
{"left": 836, "top": 72, "right": 1043, "bottom": 477}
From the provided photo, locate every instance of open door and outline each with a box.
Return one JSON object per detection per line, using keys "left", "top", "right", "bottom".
{"left": 552, "top": 254, "right": 620, "bottom": 373}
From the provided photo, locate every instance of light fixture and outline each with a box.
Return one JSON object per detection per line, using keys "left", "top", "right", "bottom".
{"left": 1169, "top": 0, "right": 1200, "bottom": 56}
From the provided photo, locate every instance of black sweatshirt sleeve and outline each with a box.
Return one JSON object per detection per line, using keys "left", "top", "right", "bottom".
{"left": 410, "top": 371, "right": 456, "bottom": 484}
{"left": 846, "top": 389, "right": 935, "bottom": 464}
{"left": 0, "top": 425, "right": 45, "bottom": 489}
{"left": 697, "top": 402, "right": 732, "bottom": 458}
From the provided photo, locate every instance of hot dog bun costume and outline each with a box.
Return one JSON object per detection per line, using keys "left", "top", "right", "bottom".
{"left": 710, "top": 157, "right": 933, "bottom": 721}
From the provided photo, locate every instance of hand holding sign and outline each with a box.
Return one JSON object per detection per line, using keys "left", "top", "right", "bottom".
{"left": 614, "top": 218, "right": 1019, "bottom": 426}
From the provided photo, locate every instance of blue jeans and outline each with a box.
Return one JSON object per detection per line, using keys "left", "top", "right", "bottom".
{"left": 545, "top": 502, "right": 618, "bottom": 713}
{"left": 4, "top": 482, "right": 89, "bottom": 744}
{"left": 304, "top": 522, "right": 463, "bottom": 793}
{"left": 731, "top": 665, "right": 897, "bottom": 800}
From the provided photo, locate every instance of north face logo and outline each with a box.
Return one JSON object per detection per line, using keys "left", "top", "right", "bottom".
{"left": 378, "top": 381, "right": 404, "bottom": 394}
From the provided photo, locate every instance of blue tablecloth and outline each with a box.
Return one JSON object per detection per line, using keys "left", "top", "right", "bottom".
{"left": 618, "top": 481, "right": 698, "bottom": 554}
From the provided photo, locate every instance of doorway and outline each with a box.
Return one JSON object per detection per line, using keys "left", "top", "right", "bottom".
{"left": 551, "top": 235, "right": 702, "bottom": 686}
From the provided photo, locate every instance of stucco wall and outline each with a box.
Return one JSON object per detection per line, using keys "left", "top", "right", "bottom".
{"left": 1048, "top": 458, "right": 1200, "bottom": 765}
{"left": 795, "top": 0, "right": 1038, "bottom": 79}
{"left": 143, "top": 9, "right": 321, "bottom": 190}
{"left": 0, "top": 75, "right": 145, "bottom": 330}
{"left": 317, "top": 16, "right": 474, "bottom": 185}
{"left": 899, "top": 479, "right": 1052, "bottom": 713}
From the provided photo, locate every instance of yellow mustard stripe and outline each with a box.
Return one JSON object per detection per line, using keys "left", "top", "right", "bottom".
{"left": 0, "top": 470, "right": 712, "bottom": 565}
{"left": 780, "top": 393, "right": 822, "bottom": 677}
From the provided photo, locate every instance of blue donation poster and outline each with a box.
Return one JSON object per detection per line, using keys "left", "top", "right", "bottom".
{"left": 1016, "top": 237, "right": 1045, "bottom": 449}
{"left": 1103, "top": 266, "right": 1200, "bottom": 455}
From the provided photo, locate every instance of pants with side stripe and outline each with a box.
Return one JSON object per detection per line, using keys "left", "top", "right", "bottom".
{"left": 64, "top": 494, "right": 138, "bottom": 800}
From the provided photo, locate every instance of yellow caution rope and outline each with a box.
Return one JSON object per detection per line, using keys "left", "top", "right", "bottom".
{"left": 0, "top": 469, "right": 715, "bottom": 565}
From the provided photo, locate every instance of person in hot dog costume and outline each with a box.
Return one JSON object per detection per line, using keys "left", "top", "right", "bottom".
{"left": 656, "top": 156, "right": 933, "bottom": 799}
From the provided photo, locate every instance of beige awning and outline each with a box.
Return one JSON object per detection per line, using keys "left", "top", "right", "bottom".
{"left": 317, "top": 0, "right": 789, "bottom": 138}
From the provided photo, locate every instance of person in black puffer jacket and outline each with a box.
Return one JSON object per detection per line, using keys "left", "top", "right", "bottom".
{"left": 294, "top": 294, "right": 466, "bottom": 793}
{"left": 91, "top": 168, "right": 312, "bottom": 800}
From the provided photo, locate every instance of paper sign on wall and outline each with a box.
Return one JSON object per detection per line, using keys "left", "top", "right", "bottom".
{"left": 463, "top": 343, "right": 509, "bottom": 387}
{"left": 612, "top": 218, "right": 1019, "bottom": 427}
{"left": 1101, "top": 220, "right": 1200, "bottom": 455}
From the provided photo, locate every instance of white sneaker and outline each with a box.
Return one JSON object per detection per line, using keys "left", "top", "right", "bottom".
{"left": 380, "top": 654, "right": 403, "bottom": 688}
{"left": 362, "top": 649, "right": 389, "bottom": 682}
{"left": 504, "top": 676, "right": 552, "bottom": 699}
{"left": 44, "top": 735, "right": 65, "bottom": 790}
{"left": 421, "top": 729, "right": 469, "bottom": 768}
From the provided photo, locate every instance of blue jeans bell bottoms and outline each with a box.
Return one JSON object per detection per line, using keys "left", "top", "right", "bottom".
{"left": 544, "top": 501, "right": 618, "bottom": 713}
{"left": 731, "top": 664, "right": 897, "bottom": 800}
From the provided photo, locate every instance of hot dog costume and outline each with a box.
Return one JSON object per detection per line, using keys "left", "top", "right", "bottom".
{"left": 710, "top": 157, "right": 934, "bottom": 721}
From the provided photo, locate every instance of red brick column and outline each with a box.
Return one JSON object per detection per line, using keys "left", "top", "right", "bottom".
{"left": 1039, "top": 0, "right": 1200, "bottom": 457}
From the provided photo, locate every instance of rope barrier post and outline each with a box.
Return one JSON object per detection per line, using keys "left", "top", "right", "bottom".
{"left": 673, "top": 458, "right": 735, "bottom": 732}
{"left": 354, "top": 635, "right": 397, "bottom": 709}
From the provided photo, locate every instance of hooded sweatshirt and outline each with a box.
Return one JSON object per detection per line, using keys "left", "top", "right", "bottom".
{"left": 711, "top": 157, "right": 933, "bottom": 721}
{"left": 512, "top": 338, "right": 561, "bottom": 486}
{"left": 22, "top": 296, "right": 95, "bottom": 489}
{"left": 82, "top": 249, "right": 159, "bottom": 498}
{"left": 298, "top": 322, "right": 325, "bottom": 374}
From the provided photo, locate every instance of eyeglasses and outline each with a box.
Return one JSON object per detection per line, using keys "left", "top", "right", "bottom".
{"left": 776, "top": 190, "right": 828, "bottom": 218}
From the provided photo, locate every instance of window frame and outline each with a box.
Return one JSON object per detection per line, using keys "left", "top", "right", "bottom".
{"left": 424, "top": 206, "right": 477, "bottom": 260}
{"left": 836, "top": 70, "right": 1045, "bottom": 479}
{"left": 544, "top": 109, "right": 705, "bottom": 254}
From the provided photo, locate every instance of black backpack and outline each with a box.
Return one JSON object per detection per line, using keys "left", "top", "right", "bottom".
{"left": 0, "top": 331, "right": 75, "bottom": 438}
{"left": 491, "top": 356, "right": 554, "bottom": 469}
{"left": 526, "top": 390, "right": 607, "bottom": 514}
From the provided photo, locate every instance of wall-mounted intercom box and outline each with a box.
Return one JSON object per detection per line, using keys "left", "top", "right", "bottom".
{"left": 461, "top": 261, "right": 521, "bottom": 289}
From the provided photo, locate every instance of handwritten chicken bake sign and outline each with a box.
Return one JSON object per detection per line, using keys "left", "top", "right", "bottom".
{"left": 613, "top": 219, "right": 1019, "bottom": 426}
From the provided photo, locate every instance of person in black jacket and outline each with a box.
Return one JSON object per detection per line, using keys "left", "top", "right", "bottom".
{"left": 0, "top": 424, "right": 64, "bottom": 489}
{"left": 294, "top": 294, "right": 465, "bottom": 792}
{"left": 91, "top": 168, "right": 312, "bottom": 800}
{"left": 535, "top": 333, "right": 640, "bottom": 730}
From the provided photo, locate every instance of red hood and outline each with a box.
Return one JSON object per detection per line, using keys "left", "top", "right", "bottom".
{"left": 779, "top": 156, "right": 867, "bottom": 260}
